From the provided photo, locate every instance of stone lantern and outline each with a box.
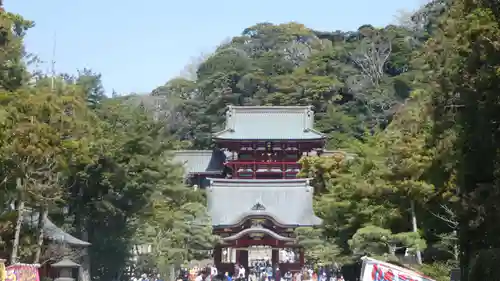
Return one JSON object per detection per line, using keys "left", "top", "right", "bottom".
{"left": 51, "top": 258, "right": 80, "bottom": 281}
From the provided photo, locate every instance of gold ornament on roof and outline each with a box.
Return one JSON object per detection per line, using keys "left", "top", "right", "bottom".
{"left": 250, "top": 232, "right": 264, "bottom": 240}
{"left": 251, "top": 219, "right": 264, "bottom": 228}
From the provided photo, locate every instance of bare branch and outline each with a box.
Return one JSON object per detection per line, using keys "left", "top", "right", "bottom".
{"left": 431, "top": 204, "right": 458, "bottom": 229}
{"left": 349, "top": 31, "right": 392, "bottom": 87}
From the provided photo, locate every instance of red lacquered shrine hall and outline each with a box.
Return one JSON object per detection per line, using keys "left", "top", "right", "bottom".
{"left": 175, "top": 106, "right": 326, "bottom": 273}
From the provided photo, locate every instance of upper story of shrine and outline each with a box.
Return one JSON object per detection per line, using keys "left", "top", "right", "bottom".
{"left": 213, "top": 105, "right": 325, "bottom": 151}
{"left": 214, "top": 105, "right": 325, "bottom": 179}
{"left": 172, "top": 105, "right": 342, "bottom": 182}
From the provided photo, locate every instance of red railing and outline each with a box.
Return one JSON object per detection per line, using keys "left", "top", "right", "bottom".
{"left": 225, "top": 161, "right": 301, "bottom": 179}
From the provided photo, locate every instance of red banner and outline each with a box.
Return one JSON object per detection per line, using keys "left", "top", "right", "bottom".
{"left": 360, "top": 257, "right": 435, "bottom": 281}
{"left": 5, "top": 264, "right": 40, "bottom": 281}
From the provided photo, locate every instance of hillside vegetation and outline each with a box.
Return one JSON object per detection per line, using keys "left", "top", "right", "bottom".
{"left": 2, "top": 0, "right": 500, "bottom": 280}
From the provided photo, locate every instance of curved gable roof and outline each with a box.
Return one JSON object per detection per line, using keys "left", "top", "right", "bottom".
{"left": 222, "top": 226, "right": 295, "bottom": 242}
{"left": 206, "top": 178, "right": 322, "bottom": 227}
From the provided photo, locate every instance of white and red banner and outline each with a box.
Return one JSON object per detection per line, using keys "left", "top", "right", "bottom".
{"left": 5, "top": 264, "right": 40, "bottom": 281}
{"left": 360, "top": 257, "right": 435, "bottom": 281}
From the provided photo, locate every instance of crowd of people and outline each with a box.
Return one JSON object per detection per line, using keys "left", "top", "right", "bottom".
{"left": 178, "top": 263, "right": 345, "bottom": 281}
{"left": 131, "top": 273, "right": 164, "bottom": 281}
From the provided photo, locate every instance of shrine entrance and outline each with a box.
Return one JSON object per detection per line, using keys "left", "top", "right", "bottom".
{"left": 218, "top": 247, "right": 256, "bottom": 273}
{"left": 248, "top": 245, "right": 272, "bottom": 266}
{"left": 215, "top": 242, "right": 304, "bottom": 274}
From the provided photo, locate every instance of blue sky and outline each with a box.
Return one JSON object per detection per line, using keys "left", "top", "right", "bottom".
{"left": 7, "top": 0, "right": 421, "bottom": 95}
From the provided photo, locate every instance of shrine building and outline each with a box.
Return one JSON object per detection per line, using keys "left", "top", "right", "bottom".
{"left": 174, "top": 105, "right": 329, "bottom": 273}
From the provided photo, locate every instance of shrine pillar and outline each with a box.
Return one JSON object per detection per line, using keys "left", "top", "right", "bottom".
{"left": 213, "top": 246, "right": 222, "bottom": 268}
{"left": 239, "top": 250, "right": 249, "bottom": 269}
{"left": 272, "top": 248, "right": 279, "bottom": 265}
{"left": 299, "top": 248, "right": 305, "bottom": 266}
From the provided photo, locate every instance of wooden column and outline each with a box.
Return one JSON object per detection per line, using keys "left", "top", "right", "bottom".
{"left": 236, "top": 249, "right": 241, "bottom": 264}
{"left": 272, "top": 248, "right": 279, "bottom": 266}
{"left": 240, "top": 249, "right": 249, "bottom": 270}
{"left": 213, "top": 246, "right": 222, "bottom": 268}
{"left": 299, "top": 248, "right": 305, "bottom": 266}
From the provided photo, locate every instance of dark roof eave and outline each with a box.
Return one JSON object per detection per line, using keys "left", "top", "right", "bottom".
{"left": 23, "top": 212, "right": 91, "bottom": 247}
{"left": 220, "top": 227, "right": 295, "bottom": 242}
{"left": 211, "top": 212, "right": 323, "bottom": 228}
{"left": 212, "top": 223, "right": 320, "bottom": 228}
{"left": 189, "top": 171, "right": 223, "bottom": 175}
{"left": 213, "top": 138, "right": 326, "bottom": 142}
{"left": 213, "top": 224, "right": 299, "bottom": 228}
{"left": 44, "top": 219, "right": 91, "bottom": 247}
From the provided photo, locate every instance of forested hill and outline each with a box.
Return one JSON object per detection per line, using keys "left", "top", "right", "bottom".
{"left": 145, "top": 0, "right": 448, "bottom": 149}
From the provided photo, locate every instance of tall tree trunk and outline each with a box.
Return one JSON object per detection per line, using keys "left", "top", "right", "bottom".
{"left": 410, "top": 200, "right": 422, "bottom": 265}
{"left": 76, "top": 186, "right": 90, "bottom": 281}
{"left": 11, "top": 179, "right": 25, "bottom": 265}
{"left": 452, "top": 230, "right": 459, "bottom": 262}
{"left": 33, "top": 206, "right": 48, "bottom": 263}
{"left": 79, "top": 228, "right": 91, "bottom": 281}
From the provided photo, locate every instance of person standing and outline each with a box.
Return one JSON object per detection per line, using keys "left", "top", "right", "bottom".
{"left": 265, "top": 264, "right": 273, "bottom": 281}
{"left": 283, "top": 271, "right": 292, "bottom": 281}
{"left": 211, "top": 265, "right": 218, "bottom": 280}
{"left": 238, "top": 264, "right": 246, "bottom": 281}
{"left": 195, "top": 271, "right": 206, "bottom": 281}
{"left": 274, "top": 267, "right": 280, "bottom": 281}
{"left": 234, "top": 263, "right": 240, "bottom": 279}
{"left": 190, "top": 267, "right": 198, "bottom": 281}
{"left": 302, "top": 268, "right": 311, "bottom": 281}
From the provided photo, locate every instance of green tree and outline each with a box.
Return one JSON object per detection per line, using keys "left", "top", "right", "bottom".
{"left": 0, "top": 11, "right": 33, "bottom": 91}
{"left": 422, "top": 0, "right": 500, "bottom": 279}
{"left": 0, "top": 83, "right": 93, "bottom": 264}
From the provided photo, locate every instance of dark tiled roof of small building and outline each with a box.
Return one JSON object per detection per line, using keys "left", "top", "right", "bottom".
{"left": 24, "top": 212, "right": 90, "bottom": 247}
{"left": 51, "top": 258, "right": 81, "bottom": 268}
{"left": 173, "top": 150, "right": 226, "bottom": 176}
{"left": 206, "top": 178, "right": 322, "bottom": 227}
{"left": 213, "top": 106, "right": 325, "bottom": 141}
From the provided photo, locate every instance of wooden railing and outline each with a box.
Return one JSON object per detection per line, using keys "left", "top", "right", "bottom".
{"left": 225, "top": 161, "right": 301, "bottom": 179}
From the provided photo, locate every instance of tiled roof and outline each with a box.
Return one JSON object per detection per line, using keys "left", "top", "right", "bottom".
{"left": 206, "top": 178, "right": 322, "bottom": 227}
{"left": 51, "top": 258, "right": 81, "bottom": 268}
{"left": 213, "top": 106, "right": 325, "bottom": 140}
{"left": 172, "top": 150, "right": 226, "bottom": 175}
{"left": 24, "top": 212, "right": 90, "bottom": 247}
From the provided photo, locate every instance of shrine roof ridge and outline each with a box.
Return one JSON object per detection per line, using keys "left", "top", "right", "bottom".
{"left": 213, "top": 105, "right": 325, "bottom": 141}
{"left": 206, "top": 178, "right": 312, "bottom": 187}
{"left": 225, "top": 105, "right": 314, "bottom": 111}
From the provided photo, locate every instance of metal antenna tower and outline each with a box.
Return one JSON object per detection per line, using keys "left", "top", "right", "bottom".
{"left": 50, "top": 32, "right": 57, "bottom": 91}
